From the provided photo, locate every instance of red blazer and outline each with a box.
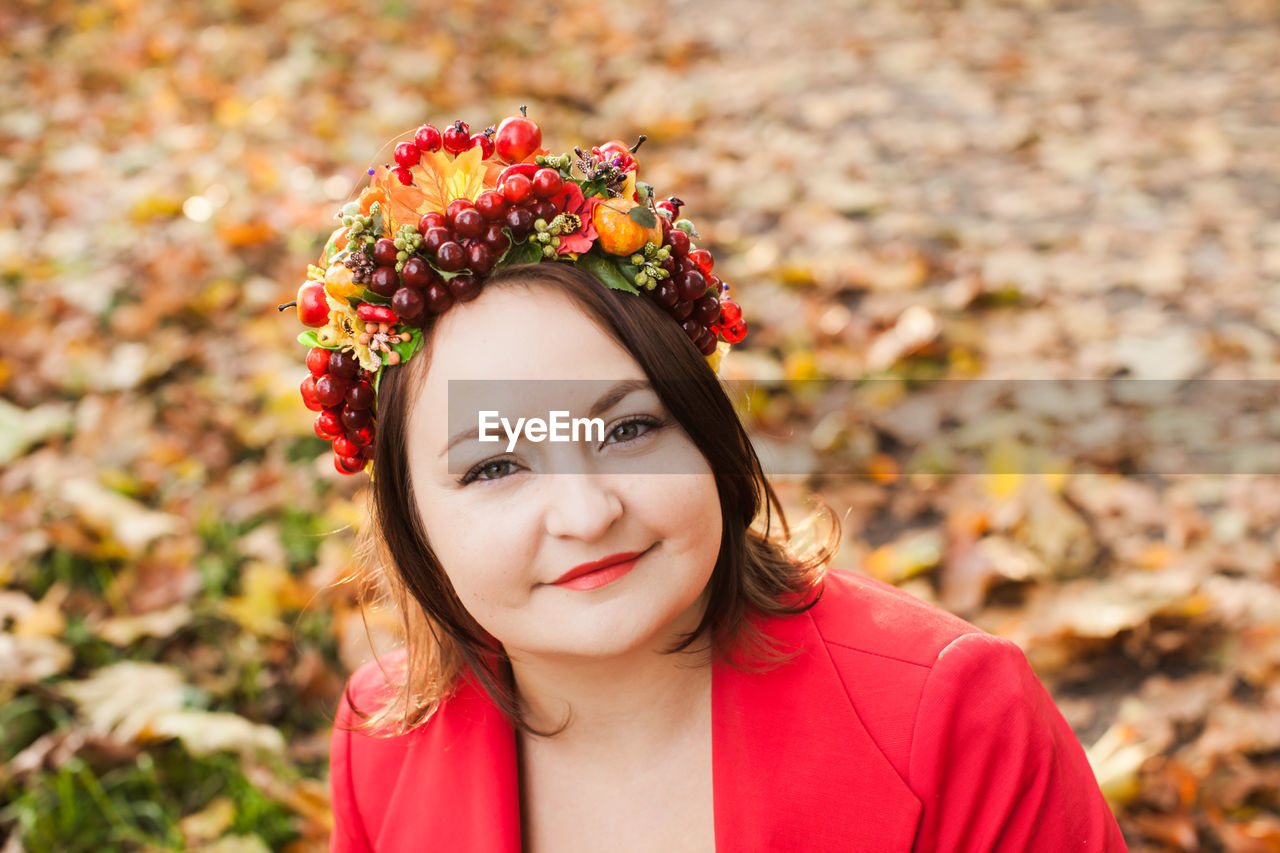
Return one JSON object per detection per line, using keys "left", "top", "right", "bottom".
{"left": 329, "top": 570, "right": 1128, "bottom": 851}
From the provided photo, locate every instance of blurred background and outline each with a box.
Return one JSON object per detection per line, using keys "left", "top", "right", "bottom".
{"left": 2, "top": 0, "right": 1278, "bottom": 850}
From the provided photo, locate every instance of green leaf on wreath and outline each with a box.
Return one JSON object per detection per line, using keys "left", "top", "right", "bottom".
{"left": 495, "top": 237, "right": 543, "bottom": 271}
{"left": 628, "top": 206, "right": 657, "bottom": 229}
{"left": 390, "top": 328, "right": 423, "bottom": 363}
{"left": 578, "top": 252, "right": 639, "bottom": 295}
{"left": 297, "top": 330, "right": 336, "bottom": 350}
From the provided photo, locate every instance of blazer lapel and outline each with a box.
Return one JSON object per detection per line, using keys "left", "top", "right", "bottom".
{"left": 712, "top": 609, "right": 922, "bottom": 850}
{"left": 377, "top": 675, "right": 522, "bottom": 853}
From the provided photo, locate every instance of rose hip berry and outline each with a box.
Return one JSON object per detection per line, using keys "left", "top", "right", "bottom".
{"left": 394, "top": 141, "right": 421, "bottom": 169}
{"left": 414, "top": 124, "right": 442, "bottom": 153}
{"left": 471, "top": 132, "right": 495, "bottom": 159}
{"left": 442, "top": 120, "right": 471, "bottom": 155}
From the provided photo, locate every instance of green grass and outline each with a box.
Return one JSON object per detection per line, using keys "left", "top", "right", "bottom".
{"left": 1, "top": 742, "right": 299, "bottom": 852}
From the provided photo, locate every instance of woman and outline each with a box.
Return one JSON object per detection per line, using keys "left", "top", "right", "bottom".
{"left": 288, "top": 112, "right": 1128, "bottom": 851}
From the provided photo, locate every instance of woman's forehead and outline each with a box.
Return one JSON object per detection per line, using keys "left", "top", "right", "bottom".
{"left": 421, "top": 285, "right": 641, "bottom": 385}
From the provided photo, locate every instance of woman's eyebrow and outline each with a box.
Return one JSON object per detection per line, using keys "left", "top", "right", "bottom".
{"left": 587, "top": 378, "right": 653, "bottom": 419}
{"left": 439, "top": 378, "right": 655, "bottom": 457}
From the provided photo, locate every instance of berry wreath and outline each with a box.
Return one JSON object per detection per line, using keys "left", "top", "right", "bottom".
{"left": 282, "top": 107, "right": 748, "bottom": 476}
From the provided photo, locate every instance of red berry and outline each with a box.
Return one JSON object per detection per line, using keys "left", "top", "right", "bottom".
{"left": 306, "top": 347, "right": 330, "bottom": 376}
{"left": 651, "top": 280, "right": 679, "bottom": 308}
{"left": 664, "top": 228, "right": 690, "bottom": 256}
{"left": 494, "top": 114, "right": 542, "bottom": 163}
{"left": 347, "top": 424, "right": 375, "bottom": 446}
{"left": 448, "top": 273, "right": 482, "bottom": 302}
{"left": 341, "top": 404, "right": 373, "bottom": 431}
{"left": 369, "top": 266, "right": 400, "bottom": 297}
{"left": 680, "top": 319, "right": 703, "bottom": 342}
{"left": 391, "top": 286, "right": 425, "bottom": 319}
{"left": 335, "top": 454, "right": 364, "bottom": 475}
{"left": 676, "top": 269, "right": 706, "bottom": 302}
{"left": 346, "top": 381, "right": 374, "bottom": 410}
{"left": 422, "top": 226, "right": 452, "bottom": 256}
{"left": 424, "top": 282, "right": 454, "bottom": 314}
{"left": 414, "top": 124, "right": 442, "bottom": 153}
{"left": 436, "top": 242, "right": 465, "bottom": 272}
{"left": 315, "top": 409, "right": 342, "bottom": 438}
{"left": 445, "top": 198, "right": 474, "bottom": 223}
{"left": 530, "top": 168, "right": 563, "bottom": 199}
{"left": 504, "top": 206, "right": 534, "bottom": 239}
{"left": 471, "top": 132, "right": 495, "bottom": 159}
{"left": 453, "top": 208, "right": 484, "bottom": 239}
{"left": 475, "top": 190, "right": 508, "bottom": 221}
{"left": 373, "top": 238, "right": 398, "bottom": 266}
{"left": 692, "top": 294, "right": 721, "bottom": 325}
{"left": 670, "top": 299, "right": 694, "bottom": 321}
{"left": 301, "top": 375, "right": 322, "bottom": 411}
{"left": 696, "top": 328, "right": 717, "bottom": 356}
{"left": 392, "top": 166, "right": 414, "bottom": 186}
{"left": 500, "top": 174, "right": 532, "bottom": 204}
{"left": 530, "top": 199, "right": 558, "bottom": 222}
{"left": 315, "top": 375, "right": 349, "bottom": 408}
{"left": 418, "top": 212, "right": 447, "bottom": 233}
{"left": 442, "top": 120, "right": 471, "bottom": 155}
{"left": 483, "top": 223, "right": 510, "bottom": 254}
{"left": 687, "top": 248, "right": 714, "bottom": 274}
{"left": 334, "top": 436, "right": 360, "bottom": 458}
{"left": 722, "top": 318, "right": 747, "bottom": 344}
{"left": 401, "top": 256, "right": 435, "bottom": 289}
{"left": 467, "top": 243, "right": 495, "bottom": 274}
{"left": 328, "top": 349, "right": 359, "bottom": 379}
{"left": 719, "top": 299, "right": 742, "bottom": 324}
{"left": 394, "top": 141, "right": 421, "bottom": 168}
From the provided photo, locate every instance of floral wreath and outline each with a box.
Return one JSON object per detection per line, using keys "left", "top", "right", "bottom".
{"left": 282, "top": 108, "right": 748, "bottom": 476}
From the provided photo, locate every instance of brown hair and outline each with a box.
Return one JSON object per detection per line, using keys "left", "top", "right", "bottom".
{"left": 345, "top": 262, "right": 838, "bottom": 736}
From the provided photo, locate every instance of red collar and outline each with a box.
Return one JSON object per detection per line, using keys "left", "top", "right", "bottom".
{"left": 368, "top": 604, "right": 920, "bottom": 851}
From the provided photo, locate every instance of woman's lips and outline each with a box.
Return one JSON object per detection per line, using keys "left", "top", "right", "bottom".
{"left": 552, "top": 549, "right": 648, "bottom": 591}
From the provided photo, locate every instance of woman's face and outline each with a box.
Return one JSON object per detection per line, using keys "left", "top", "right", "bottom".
{"left": 404, "top": 283, "right": 723, "bottom": 663}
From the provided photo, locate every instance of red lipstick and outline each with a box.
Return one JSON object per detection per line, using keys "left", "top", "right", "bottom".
{"left": 552, "top": 549, "right": 647, "bottom": 591}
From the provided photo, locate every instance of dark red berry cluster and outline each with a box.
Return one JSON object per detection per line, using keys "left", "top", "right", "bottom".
{"left": 300, "top": 347, "right": 377, "bottom": 475}
{"left": 651, "top": 222, "right": 745, "bottom": 356}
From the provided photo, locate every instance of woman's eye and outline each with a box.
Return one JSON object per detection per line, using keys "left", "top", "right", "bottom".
{"left": 606, "top": 417, "right": 660, "bottom": 445}
{"left": 461, "top": 459, "right": 518, "bottom": 485}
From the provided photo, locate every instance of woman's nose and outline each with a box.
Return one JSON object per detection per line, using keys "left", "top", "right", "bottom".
{"left": 541, "top": 472, "right": 623, "bottom": 542}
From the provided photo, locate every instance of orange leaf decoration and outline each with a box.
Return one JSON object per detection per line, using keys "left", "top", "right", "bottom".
{"left": 373, "top": 146, "right": 490, "bottom": 231}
